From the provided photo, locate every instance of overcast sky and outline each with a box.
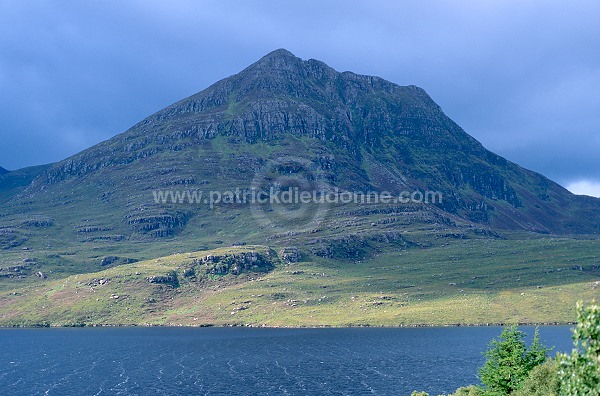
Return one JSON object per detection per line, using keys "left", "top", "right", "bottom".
{"left": 1, "top": 1, "right": 599, "bottom": 196}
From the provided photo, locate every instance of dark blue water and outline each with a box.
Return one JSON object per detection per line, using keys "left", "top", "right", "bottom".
{"left": 0, "top": 326, "right": 573, "bottom": 395}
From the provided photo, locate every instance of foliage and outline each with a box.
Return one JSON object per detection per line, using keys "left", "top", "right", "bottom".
{"left": 557, "top": 302, "right": 600, "bottom": 395}
{"left": 411, "top": 385, "right": 483, "bottom": 396}
{"left": 513, "top": 359, "right": 559, "bottom": 396}
{"left": 526, "top": 328, "right": 548, "bottom": 369}
{"left": 451, "top": 385, "right": 484, "bottom": 395}
{"left": 478, "top": 325, "right": 549, "bottom": 394}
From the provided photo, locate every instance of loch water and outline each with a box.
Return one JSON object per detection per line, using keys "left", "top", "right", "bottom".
{"left": 0, "top": 326, "right": 573, "bottom": 395}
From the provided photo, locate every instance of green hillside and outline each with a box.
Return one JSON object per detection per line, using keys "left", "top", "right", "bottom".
{"left": 1, "top": 236, "right": 598, "bottom": 327}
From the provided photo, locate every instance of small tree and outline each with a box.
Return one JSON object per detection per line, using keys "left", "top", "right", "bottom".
{"left": 557, "top": 302, "right": 600, "bottom": 395}
{"left": 479, "top": 325, "right": 549, "bottom": 395}
{"left": 526, "top": 328, "right": 547, "bottom": 370}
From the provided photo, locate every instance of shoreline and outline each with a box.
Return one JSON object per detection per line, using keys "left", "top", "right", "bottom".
{"left": 0, "top": 321, "right": 577, "bottom": 329}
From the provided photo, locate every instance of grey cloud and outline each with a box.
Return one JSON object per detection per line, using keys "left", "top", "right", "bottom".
{"left": 0, "top": 1, "right": 598, "bottom": 191}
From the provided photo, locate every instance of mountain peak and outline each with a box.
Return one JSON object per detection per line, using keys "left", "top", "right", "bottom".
{"left": 244, "top": 48, "right": 303, "bottom": 72}
{"left": 262, "top": 48, "right": 297, "bottom": 60}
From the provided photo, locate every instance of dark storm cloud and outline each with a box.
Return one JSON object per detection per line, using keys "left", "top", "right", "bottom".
{"left": 0, "top": 0, "right": 598, "bottom": 194}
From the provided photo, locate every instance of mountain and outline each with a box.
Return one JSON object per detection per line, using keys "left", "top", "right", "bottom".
{"left": 0, "top": 166, "right": 8, "bottom": 174}
{"left": 1, "top": 49, "right": 600, "bottom": 327}
{"left": 1, "top": 49, "right": 599, "bottom": 284}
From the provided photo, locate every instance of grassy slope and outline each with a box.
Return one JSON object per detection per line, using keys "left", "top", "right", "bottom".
{"left": 1, "top": 236, "right": 598, "bottom": 327}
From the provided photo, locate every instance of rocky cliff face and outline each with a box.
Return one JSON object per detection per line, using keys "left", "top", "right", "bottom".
{"left": 41, "top": 49, "right": 485, "bottom": 184}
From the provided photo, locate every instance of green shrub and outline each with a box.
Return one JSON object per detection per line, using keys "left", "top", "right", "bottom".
{"left": 513, "top": 359, "right": 559, "bottom": 396}
{"left": 557, "top": 302, "right": 600, "bottom": 395}
{"left": 451, "top": 385, "right": 484, "bottom": 395}
{"left": 479, "top": 325, "right": 549, "bottom": 394}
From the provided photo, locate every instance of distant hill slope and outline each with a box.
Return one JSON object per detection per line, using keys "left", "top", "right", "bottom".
{"left": 0, "top": 166, "right": 8, "bottom": 174}
{"left": 0, "top": 164, "right": 51, "bottom": 203}
{"left": 0, "top": 49, "right": 599, "bottom": 283}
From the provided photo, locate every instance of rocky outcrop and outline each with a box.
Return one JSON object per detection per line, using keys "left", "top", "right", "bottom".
{"left": 279, "top": 247, "right": 301, "bottom": 263}
{"left": 181, "top": 249, "right": 278, "bottom": 279}
{"left": 148, "top": 271, "right": 179, "bottom": 287}
{"left": 203, "top": 251, "right": 275, "bottom": 275}
{"left": 0, "top": 229, "right": 28, "bottom": 249}
{"left": 21, "top": 217, "right": 54, "bottom": 228}
{"left": 125, "top": 205, "right": 192, "bottom": 237}
{"left": 100, "top": 256, "right": 137, "bottom": 266}
{"left": 100, "top": 256, "right": 119, "bottom": 266}
{"left": 308, "top": 231, "right": 411, "bottom": 260}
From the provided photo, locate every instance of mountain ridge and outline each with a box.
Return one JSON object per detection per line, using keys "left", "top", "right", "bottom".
{"left": 21, "top": 49, "right": 597, "bottom": 233}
